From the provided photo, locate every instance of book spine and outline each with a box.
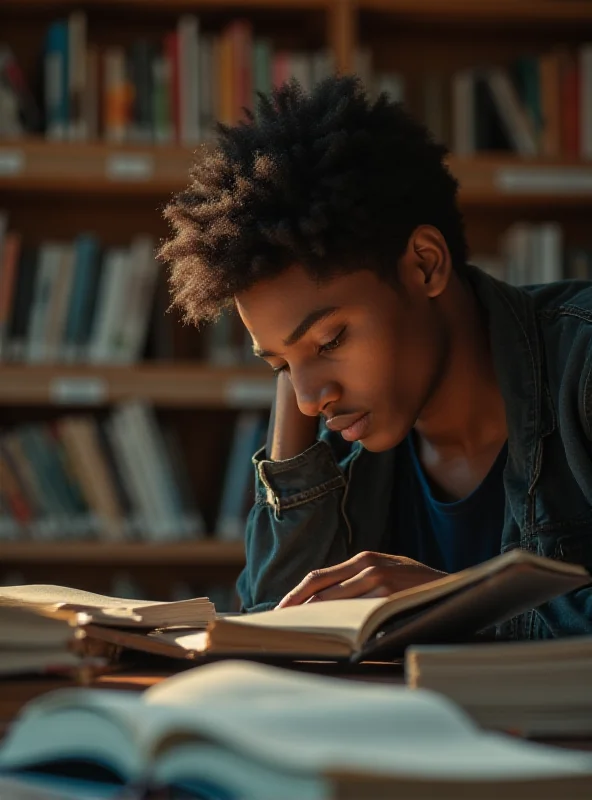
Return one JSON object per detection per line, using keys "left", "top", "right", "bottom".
{"left": 68, "top": 10, "right": 87, "bottom": 140}
{"left": 0, "top": 232, "right": 22, "bottom": 361}
{"left": 6, "top": 247, "right": 38, "bottom": 362}
{"left": 44, "top": 20, "right": 69, "bottom": 140}
{"left": 25, "top": 243, "right": 63, "bottom": 363}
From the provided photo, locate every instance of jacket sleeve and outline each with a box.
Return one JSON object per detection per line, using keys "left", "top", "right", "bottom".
{"left": 532, "top": 333, "right": 592, "bottom": 638}
{"left": 236, "top": 436, "right": 356, "bottom": 613}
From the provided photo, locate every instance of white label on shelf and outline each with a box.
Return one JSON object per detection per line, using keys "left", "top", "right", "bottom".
{"left": 0, "top": 149, "right": 25, "bottom": 176}
{"left": 50, "top": 377, "right": 107, "bottom": 405}
{"left": 225, "top": 379, "right": 275, "bottom": 408}
{"left": 496, "top": 167, "right": 592, "bottom": 194}
{"left": 105, "top": 153, "right": 154, "bottom": 181}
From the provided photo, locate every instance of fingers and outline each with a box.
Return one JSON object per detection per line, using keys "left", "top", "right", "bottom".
{"left": 304, "top": 567, "right": 389, "bottom": 602}
{"left": 276, "top": 551, "right": 383, "bottom": 608}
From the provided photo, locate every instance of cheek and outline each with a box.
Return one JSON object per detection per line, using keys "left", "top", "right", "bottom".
{"left": 373, "top": 312, "right": 442, "bottom": 409}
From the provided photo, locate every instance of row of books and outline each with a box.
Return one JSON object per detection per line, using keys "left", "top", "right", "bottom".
{"left": 0, "top": 218, "right": 159, "bottom": 364}
{"left": 474, "top": 222, "right": 591, "bottom": 286}
{"left": 0, "top": 403, "right": 266, "bottom": 543}
{"left": 0, "top": 212, "right": 271, "bottom": 366}
{"left": 452, "top": 46, "right": 592, "bottom": 158}
{"left": 1, "top": 11, "right": 405, "bottom": 145}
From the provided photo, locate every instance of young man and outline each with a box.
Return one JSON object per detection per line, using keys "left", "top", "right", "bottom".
{"left": 160, "top": 76, "right": 592, "bottom": 639}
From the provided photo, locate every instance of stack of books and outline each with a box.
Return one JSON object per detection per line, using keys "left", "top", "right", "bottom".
{"left": 406, "top": 635, "right": 592, "bottom": 737}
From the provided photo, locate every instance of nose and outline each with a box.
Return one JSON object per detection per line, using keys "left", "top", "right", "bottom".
{"left": 291, "top": 366, "right": 341, "bottom": 417}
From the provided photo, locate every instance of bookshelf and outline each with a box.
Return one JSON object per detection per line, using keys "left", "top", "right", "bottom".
{"left": 4, "top": 141, "right": 592, "bottom": 205}
{"left": 0, "top": 364, "right": 274, "bottom": 407}
{"left": 2, "top": 0, "right": 592, "bottom": 601}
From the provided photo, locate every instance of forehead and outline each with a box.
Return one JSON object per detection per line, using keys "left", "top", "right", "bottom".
{"left": 235, "top": 265, "right": 382, "bottom": 335}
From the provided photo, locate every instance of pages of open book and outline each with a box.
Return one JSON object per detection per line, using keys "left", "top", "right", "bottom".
{"left": 3, "top": 660, "right": 592, "bottom": 791}
{"left": 208, "top": 550, "right": 590, "bottom": 654}
{"left": 0, "top": 585, "right": 215, "bottom": 628}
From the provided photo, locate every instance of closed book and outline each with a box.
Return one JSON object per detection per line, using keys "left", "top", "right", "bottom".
{"left": 44, "top": 20, "right": 69, "bottom": 140}
{"left": 484, "top": 67, "right": 538, "bottom": 155}
{"left": 406, "top": 635, "right": 592, "bottom": 737}
{"left": 6, "top": 246, "right": 38, "bottom": 361}
{"left": 56, "top": 415, "right": 124, "bottom": 541}
{"left": 0, "top": 231, "right": 22, "bottom": 360}
{"left": 128, "top": 39, "right": 154, "bottom": 142}
{"left": 24, "top": 243, "right": 62, "bottom": 363}
{"left": 43, "top": 242, "right": 76, "bottom": 362}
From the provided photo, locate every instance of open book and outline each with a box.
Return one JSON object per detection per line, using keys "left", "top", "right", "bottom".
{"left": 2, "top": 660, "right": 592, "bottom": 800}
{"left": 0, "top": 584, "right": 215, "bottom": 629}
{"left": 406, "top": 635, "right": 592, "bottom": 737}
{"left": 80, "top": 549, "right": 589, "bottom": 663}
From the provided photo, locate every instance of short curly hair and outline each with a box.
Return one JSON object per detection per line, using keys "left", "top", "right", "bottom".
{"left": 159, "top": 75, "right": 467, "bottom": 325}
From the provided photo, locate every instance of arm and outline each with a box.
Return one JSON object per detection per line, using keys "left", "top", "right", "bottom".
{"left": 237, "top": 373, "right": 353, "bottom": 612}
{"left": 529, "top": 334, "right": 592, "bottom": 638}
{"left": 266, "top": 371, "right": 318, "bottom": 461}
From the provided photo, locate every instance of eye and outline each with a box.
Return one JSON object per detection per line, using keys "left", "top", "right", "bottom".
{"left": 318, "top": 326, "right": 346, "bottom": 355}
{"left": 272, "top": 364, "right": 289, "bottom": 378}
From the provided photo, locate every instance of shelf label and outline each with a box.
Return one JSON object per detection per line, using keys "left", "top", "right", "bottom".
{"left": 50, "top": 377, "right": 107, "bottom": 405}
{"left": 0, "top": 148, "right": 25, "bottom": 176}
{"left": 496, "top": 167, "right": 592, "bottom": 194}
{"left": 105, "top": 153, "right": 154, "bottom": 181}
{"left": 225, "top": 379, "right": 275, "bottom": 408}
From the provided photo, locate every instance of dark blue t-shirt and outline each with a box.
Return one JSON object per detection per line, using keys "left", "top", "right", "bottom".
{"left": 391, "top": 434, "right": 508, "bottom": 574}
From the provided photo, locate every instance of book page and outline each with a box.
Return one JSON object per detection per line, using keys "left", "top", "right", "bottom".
{"left": 144, "top": 661, "right": 592, "bottom": 780}
{"left": 0, "top": 584, "right": 160, "bottom": 610}
{"left": 209, "top": 597, "right": 386, "bottom": 653}
{"left": 209, "top": 550, "right": 590, "bottom": 655}
{"left": 0, "top": 585, "right": 214, "bottom": 628}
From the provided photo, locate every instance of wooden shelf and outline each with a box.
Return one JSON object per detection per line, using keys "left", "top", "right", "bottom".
{"left": 0, "top": 0, "right": 330, "bottom": 11}
{"left": 0, "top": 540, "right": 245, "bottom": 566}
{"left": 3, "top": 0, "right": 591, "bottom": 18}
{"left": 3, "top": 141, "right": 592, "bottom": 205}
{"left": 0, "top": 363, "right": 275, "bottom": 408}
{"left": 449, "top": 155, "right": 592, "bottom": 207}
{"left": 357, "top": 0, "right": 592, "bottom": 23}
{"left": 0, "top": 139, "right": 196, "bottom": 195}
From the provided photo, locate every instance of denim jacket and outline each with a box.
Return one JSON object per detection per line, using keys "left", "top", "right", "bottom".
{"left": 237, "top": 265, "right": 592, "bottom": 639}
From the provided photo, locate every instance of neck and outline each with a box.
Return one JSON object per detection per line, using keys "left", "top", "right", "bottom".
{"left": 414, "top": 274, "right": 507, "bottom": 458}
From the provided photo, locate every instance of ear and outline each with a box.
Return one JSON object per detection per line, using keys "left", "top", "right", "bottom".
{"left": 398, "top": 225, "right": 452, "bottom": 299}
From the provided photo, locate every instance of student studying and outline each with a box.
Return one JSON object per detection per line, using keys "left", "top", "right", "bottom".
{"left": 159, "top": 75, "right": 592, "bottom": 639}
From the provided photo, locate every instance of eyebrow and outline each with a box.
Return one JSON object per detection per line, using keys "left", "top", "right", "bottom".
{"left": 253, "top": 306, "right": 340, "bottom": 359}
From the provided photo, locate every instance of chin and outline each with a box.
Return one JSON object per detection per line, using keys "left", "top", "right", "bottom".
{"left": 360, "top": 421, "right": 410, "bottom": 453}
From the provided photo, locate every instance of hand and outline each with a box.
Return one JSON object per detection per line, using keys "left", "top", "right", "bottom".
{"left": 276, "top": 551, "right": 447, "bottom": 608}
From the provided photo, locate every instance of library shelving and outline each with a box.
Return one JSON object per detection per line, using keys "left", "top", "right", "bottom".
{"left": 3, "top": 0, "right": 592, "bottom": 601}
{"left": 4, "top": 140, "right": 592, "bottom": 206}
{"left": 0, "top": 364, "right": 275, "bottom": 408}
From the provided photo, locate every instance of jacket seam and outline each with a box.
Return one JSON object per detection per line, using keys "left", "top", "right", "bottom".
{"left": 539, "top": 305, "right": 592, "bottom": 325}
{"left": 272, "top": 474, "right": 346, "bottom": 512}
{"left": 583, "top": 342, "right": 592, "bottom": 440}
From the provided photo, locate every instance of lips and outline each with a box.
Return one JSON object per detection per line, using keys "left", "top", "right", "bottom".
{"left": 324, "top": 411, "right": 370, "bottom": 441}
